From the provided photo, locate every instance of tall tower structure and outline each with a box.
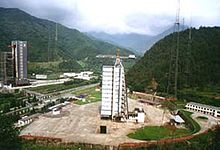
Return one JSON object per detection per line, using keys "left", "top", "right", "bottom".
{"left": 11, "top": 41, "right": 28, "bottom": 86}
{"left": 167, "top": 0, "right": 180, "bottom": 97}
{"left": 101, "top": 50, "right": 128, "bottom": 121}
{"left": 0, "top": 52, "right": 14, "bottom": 85}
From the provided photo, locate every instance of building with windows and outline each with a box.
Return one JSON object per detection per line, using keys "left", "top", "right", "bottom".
{"left": 101, "top": 52, "right": 128, "bottom": 121}
{"left": 11, "top": 41, "right": 28, "bottom": 85}
{"left": 185, "top": 102, "right": 220, "bottom": 117}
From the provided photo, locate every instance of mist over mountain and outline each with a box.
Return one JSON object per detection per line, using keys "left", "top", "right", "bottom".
{"left": 87, "top": 25, "right": 187, "bottom": 55}
{"left": 0, "top": 7, "right": 133, "bottom": 62}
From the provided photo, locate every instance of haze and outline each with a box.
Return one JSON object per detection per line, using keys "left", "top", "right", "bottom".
{"left": 0, "top": 0, "right": 220, "bottom": 35}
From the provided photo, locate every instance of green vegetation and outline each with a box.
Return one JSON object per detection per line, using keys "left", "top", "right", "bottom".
{"left": 178, "top": 110, "right": 201, "bottom": 133}
{"left": 127, "top": 27, "right": 220, "bottom": 94}
{"left": 197, "top": 116, "right": 208, "bottom": 121}
{"left": 128, "top": 110, "right": 200, "bottom": 141}
{"left": 27, "top": 79, "right": 99, "bottom": 94}
{"left": 73, "top": 87, "right": 101, "bottom": 105}
{"left": 0, "top": 93, "right": 25, "bottom": 113}
{"left": 0, "top": 7, "right": 133, "bottom": 63}
{"left": 0, "top": 114, "right": 21, "bottom": 150}
{"left": 178, "top": 86, "right": 220, "bottom": 107}
{"left": 133, "top": 128, "right": 220, "bottom": 150}
{"left": 128, "top": 125, "right": 191, "bottom": 140}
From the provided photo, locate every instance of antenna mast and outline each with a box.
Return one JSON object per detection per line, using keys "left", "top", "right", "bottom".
{"left": 174, "top": 0, "right": 180, "bottom": 97}
{"left": 53, "top": 22, "right": 58, "bottom": 61}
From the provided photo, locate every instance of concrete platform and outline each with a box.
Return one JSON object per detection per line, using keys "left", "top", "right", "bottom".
{"left": 20, "top": 99, "right": 171, "bottom": 146}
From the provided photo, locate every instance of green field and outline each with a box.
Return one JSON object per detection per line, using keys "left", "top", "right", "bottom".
{"left": 73, "top": 87, "right": 101, "bottom": 105}
{"left": 128, "top": 125, "right": 191, "bottom": 140}
{"left": 128, "top": 109, "right": 201, "bottom": 141}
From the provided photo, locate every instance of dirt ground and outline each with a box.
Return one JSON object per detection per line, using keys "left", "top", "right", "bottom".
{"left": 20, "top": 98, "right": 171, "bottom": 146}
{"left": 189, "top": 110, "right": 220, "bottom": 134}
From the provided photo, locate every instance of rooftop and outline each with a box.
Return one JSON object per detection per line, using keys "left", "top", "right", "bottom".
{"left": 172, "top": 115, "right": 185, "bottom": 123}
{"left": 186, "top": 102, "right": 220, "bottom": 110}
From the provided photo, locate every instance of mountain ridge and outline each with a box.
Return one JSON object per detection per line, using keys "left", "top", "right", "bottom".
{"left": 87, "top": 25, "right": 187, "bottom": 55}
{"left": 0, "top": 7, "right": 133, "bottom": 62}
{"left": 127, "top": 27, "right": 220, "bottom": 93}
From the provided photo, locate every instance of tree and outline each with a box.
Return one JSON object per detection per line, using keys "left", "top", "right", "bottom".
{"left": 0, "top": 114, "right": 21, "bottom": 150}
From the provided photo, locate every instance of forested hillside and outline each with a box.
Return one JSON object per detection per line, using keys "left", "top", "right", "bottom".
{"left": 127, "top": 27, "right": 220, "bottom": 93}
{"left": 0, "top": 7, "right": 132, "bottom": 62}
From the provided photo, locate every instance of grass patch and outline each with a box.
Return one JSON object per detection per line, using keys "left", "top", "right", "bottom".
{"left": 135, "top": 127, "right": 220, "bottom": 150}
{"left": 128, "top": 125, "right": 191, "bottom": 140}
{"left": 178, "top": 110, "right": 201, "bottom": 133}
{"left": 128, "top": 110, "right": 201, "bottom": 141}
{"left": 73, "top": 87, "right": 101, "bottom": 105}
{"left": 197, "top": 116, "right": 208, "bottom": 121}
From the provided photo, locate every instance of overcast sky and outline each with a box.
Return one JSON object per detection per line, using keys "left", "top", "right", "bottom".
{"left": 0, "top": 0, "right": 220, "bottom": 35}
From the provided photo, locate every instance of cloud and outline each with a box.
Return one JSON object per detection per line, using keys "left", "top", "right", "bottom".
{"left": 0, "top": 0, "right": 220, "bottom": 35}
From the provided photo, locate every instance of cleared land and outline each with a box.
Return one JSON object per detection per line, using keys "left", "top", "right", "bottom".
{"left": 73, "top": 87, "right": 101, "bottom": 105}
{"left": 20, "top": 99, "right": 171, "bottom": 146}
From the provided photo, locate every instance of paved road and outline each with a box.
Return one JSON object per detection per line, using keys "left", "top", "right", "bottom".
{"left": 5, "top": 83, "right": 99, "bottom": 115}
{"left": 7, "top": 78, "right": 71, "bottom": 90}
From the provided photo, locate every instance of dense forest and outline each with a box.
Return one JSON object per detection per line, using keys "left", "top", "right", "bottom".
{"left": 127, "top": 27, "right": 220, "bottom": 94}
{"left": 0, "top": 7, "right": 133, "bottom": 62}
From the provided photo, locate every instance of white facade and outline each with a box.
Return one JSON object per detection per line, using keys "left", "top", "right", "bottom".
{"left": 36, "top": 74, "right": 47, "bottom": 79}
{"left": 185, "top": 102, "right": 220, "bottom": 117}
{"left": 63, "top": 72, "right": 76, "bottom": 77}
{"left": 101, "top": 55, "right": 128, "bottom": 120}
{"left": 17, "top": 114, "right": 39, "bottom": 127}
{"left": 135, "top": 112, "right": 145, "bottom": 123}
{"left": 128, "top": 55, "right": 136, "bottom": 59}
{"left": 52, "top": 108, "right": 61, "bottom": 115}
{"left": 18, "top": 116, "right": 32, "bottom": 127}
{"left": 61, "top": 72, "right": 93, "bottom": 80}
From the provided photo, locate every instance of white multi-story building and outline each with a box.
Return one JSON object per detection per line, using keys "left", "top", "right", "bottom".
{"left": 185, "top": 102, "right": 220, "bottom": 117}
{"left": 101, "top": 52, "right": 128, "bottom": 121}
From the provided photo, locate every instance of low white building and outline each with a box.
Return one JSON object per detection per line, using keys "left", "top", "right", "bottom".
{"left": 128, "top": 55, "right": 136, "bottom": 59}
{"left": 75, "top": 71, "right": 93, "bottom": 80}
{"left": 128, "top": 108, "right": 146, "bottom": 123}
{"left": 61, "top": 72, "right": 93, "bottom": 80}
{"left": 63, "top": 72, "right": 76, "bottom": 78}
{"left": 36, "top": 74, "right": 47, "bottom": 79}
{"left": 52, "top": 107, "right": 61, "bottom": 115}
{"left": 17, "top": 114, "right": 40, "bottom": 127}
{"left": 171, "top": 115, "right": 185, "bottom": 125}
{"left": 185, "top": 102, "right": 220, "bottom": 117}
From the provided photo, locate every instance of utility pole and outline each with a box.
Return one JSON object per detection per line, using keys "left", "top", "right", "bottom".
{"left": 47, "top": 31, "right": 50, "bottom": 62}
{"left": 174, "top": 0, "right": 180, "bottom": 98}
{"left": 54, "top": 22, "right": 58, "bottom": 61}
